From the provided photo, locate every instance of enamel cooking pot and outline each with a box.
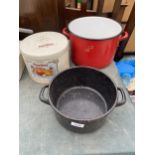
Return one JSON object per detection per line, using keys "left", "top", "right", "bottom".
{"left": 63, "top": 16, "right": 128, "bottom": 68}
{"left": 39, "top": 67, "right": 126, "bottom": 133}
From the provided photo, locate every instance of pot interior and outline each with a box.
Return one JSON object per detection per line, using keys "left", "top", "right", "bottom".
{"left": 49, "top": 67, "right": 117, "bottom": 120}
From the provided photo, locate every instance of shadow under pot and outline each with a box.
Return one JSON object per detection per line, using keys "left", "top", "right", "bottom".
{"left": 39, "top": 67, "right": 126, "bottom": 133}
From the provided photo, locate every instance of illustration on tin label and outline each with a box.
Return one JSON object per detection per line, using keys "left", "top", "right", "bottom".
{"left": 27, "top": 60, "right": 58, "bottom": 81}
{"left": 31, "top": 65, "right": 53, "bottom": 77}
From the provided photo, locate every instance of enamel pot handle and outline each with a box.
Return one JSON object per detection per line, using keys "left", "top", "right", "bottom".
{"left": 116, "top": 87, "right": 126, "bottom": 107}
{"left": 119, "top": 31, "right": 129, "bottom": 41}
{"left": 39, "top": 85, "right": 50, "bottom": 105}
{"left": 62, "top": 27, "right": 70, "bottom": 39}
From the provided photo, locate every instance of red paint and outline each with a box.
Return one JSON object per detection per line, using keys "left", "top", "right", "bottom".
{"left": 63, "top": 27, "right": 128, "bottom": 68}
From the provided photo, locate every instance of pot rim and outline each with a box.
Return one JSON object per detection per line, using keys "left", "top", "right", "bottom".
{"left": 68, "top": 16, "right": 123, "bottom": 41}
{"left": 48, "top": 66, "right": 118, "bottom": 122}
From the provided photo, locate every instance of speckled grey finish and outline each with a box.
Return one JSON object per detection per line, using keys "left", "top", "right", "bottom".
{"left": 19, "top": 62, "right": 135, "bottom": 155}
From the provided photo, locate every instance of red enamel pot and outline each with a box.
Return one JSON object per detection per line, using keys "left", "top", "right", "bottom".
{"left": 62, "top": 16, "right": 128, "bottom": 68}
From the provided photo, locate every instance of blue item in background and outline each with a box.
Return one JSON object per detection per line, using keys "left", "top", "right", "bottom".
{"left": 115, "top": 58, "right": 135, "bottom": 88}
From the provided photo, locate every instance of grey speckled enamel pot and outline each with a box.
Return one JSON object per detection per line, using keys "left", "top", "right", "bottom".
{"left": 39, "top": 67, "right": 126, "bottom": 133}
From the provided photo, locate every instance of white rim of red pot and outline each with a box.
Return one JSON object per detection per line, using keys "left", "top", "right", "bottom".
{"left": 68, "top": 16, "right": 123, "bottom": 40}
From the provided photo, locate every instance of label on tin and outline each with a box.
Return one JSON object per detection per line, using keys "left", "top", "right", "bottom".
{"left": 26, "top": 60, "right": 58, "bottom": 83}
{"left": 71, "top": 122, "right": 85, "bottom": 128}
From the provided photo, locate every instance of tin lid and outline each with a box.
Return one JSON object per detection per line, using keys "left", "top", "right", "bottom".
{"left": 68, "top": 16, "right": 122, "bottom": 40}
{"left": 20, "top": 32, "right": 69, "bottom": 58}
